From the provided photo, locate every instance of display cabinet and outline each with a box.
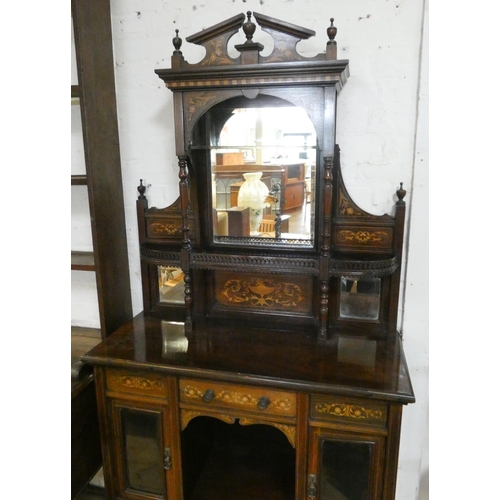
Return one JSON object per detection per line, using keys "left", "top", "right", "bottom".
{"left": 83, "top": 12, "right": 414, "bottom": 500}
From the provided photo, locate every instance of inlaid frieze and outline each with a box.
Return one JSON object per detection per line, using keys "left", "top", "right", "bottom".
{"left": 214, "top": 271, "right": 312, "bottom": 313}
{"left": 182, "top": 385, "right": 293, "bottom": 413}
{"left": 180, "top": 409, "right": 235, "bottom": 430}
{"left": 311, "top": 395, "right": 387, "bottom": 428}
{"left": 333, "top": 226, "right": 393, "bottom": 250}
{"left": 179, "top": 379, "right": 297, "bottom": 418}
{"left": 148, "top": 221, "right": 182, "bottom": 237}
{"left": 239, "top": 418, "right": 296, "bottom": 448}
{"left": 106, "top": 370, "right": 169, "bottom": 400}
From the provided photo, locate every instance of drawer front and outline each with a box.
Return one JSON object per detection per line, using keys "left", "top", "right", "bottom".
{"left": 106, "top": 369, "right": 170, "bottom": 401}
{"left": 310, "top": 394, "right": 387, "bottom": 429}
{"left": 179, "top": 378, "right": 296, "bottom": 418}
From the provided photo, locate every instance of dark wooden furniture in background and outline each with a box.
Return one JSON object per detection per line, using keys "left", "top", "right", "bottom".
{"left": 71, "top": 0, "right": 133, "bottom": 497}
{"left": 214, "top": 162, "right": 304, "bottom": 211}
{"left": 83, "top": 12, "right": 414, "bottom": 500}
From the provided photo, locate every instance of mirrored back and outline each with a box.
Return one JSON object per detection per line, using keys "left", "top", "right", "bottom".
{"left": 200, "top": 102, "right": 317, "bottom": 246}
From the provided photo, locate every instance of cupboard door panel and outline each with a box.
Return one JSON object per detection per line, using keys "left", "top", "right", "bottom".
{"left": 309, "top": 427, "right": 385, "bottom": 500}
{"left": 121, "top": 408, "right": 165, "bottom": 495}
{"left": 111, "top": 401, "right": 170, "bottom": 499}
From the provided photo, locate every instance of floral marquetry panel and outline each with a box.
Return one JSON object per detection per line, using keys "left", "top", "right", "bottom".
{"left": 333, "top": 226, "right": 394, "bottom": 252}
{"left": 310, "top": 395, "right": 387, "bottom": 429}
{"left": 213, "top": 270, "right": 313, "bottom": 314}
{"left": 179, "top": 378, "right": 297, "bottom": 419}
{"left": 142, "top": 201, "right": 197, "bottom": 245}
{"left": 106, "top": 369, "right": 170, "bottom": 401}
{"left": 239, "top": 418, "right": 296, "bottom": 448}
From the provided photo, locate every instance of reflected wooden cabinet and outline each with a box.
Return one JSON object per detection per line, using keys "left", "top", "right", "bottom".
{"left": 83, "top": 11, "right": 415, "bottom": 500}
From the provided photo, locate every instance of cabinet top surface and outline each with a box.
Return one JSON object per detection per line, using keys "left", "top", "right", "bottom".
{"left": 82, "top": 313, "right": 414, "bottom": 404}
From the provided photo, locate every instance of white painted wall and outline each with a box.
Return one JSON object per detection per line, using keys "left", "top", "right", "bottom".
{"left": 72, "top": 0, "right": 429, "bottom": 497}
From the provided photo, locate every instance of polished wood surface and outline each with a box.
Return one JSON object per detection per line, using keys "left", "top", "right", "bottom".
{"left": 82, "top": 313, "right": 414, "bottom": 404}
{"left": 83, "top": 316, "right": 414, "bottom": 500}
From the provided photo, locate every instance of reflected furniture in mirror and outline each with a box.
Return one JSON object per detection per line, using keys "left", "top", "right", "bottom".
{"left": 83, "top": 12, "right": 414, "bottom": 500}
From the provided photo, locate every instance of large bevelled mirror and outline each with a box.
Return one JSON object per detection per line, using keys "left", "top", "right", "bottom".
{"left": 194, "top": 95, "right": 318, "bottom": 247}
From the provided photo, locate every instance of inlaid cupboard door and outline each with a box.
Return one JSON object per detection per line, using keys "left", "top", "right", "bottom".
{"left": 307, "top": 427, "right": 385, "bottom": 500}
{"left": 109, "top": 399, "right": 180, "bottom": 500}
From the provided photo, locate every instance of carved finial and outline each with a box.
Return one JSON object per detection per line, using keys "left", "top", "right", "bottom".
{"left": 242, "top": 11, "right": 256, "bottom": 44}
{"left": 327, "top": 18, "right": 337, "bottom": 44}
{"left": 396, "top": 182, "right": 406, "bottom": 201}
{"left": 172, "top": 29, "right": 182, "bottom": 53}
{"left": 137, "top": 179, "right": 146, "bottom": 200}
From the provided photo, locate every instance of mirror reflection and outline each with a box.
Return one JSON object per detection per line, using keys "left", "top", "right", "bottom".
{"left": 211, "top": 106, "right": 316, "bottom": 242}
{"left": 158, "top": 266, "right": 184, "bottom": 304}
{"left": 340, "top": 277, "right": 381, "bottom": 320}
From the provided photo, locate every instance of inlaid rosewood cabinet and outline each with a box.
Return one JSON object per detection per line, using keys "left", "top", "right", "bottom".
{"left": 83, "top": 12, "right": 415, "bottom": 500}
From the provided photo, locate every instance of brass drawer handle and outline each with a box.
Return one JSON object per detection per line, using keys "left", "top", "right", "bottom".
{"left": 258, "top": 396, "right": 270, "bottom": 410}
{"left": 202, "top": 389, "right": 215, "bottom": 403}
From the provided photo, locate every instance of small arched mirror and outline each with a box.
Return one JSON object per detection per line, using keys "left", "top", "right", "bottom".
{"left": 197, "top": 96, "right": 317, "bottom": 247}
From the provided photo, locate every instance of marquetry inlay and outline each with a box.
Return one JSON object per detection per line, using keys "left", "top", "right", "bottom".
{"left": 182, "top": 385, "right": 293, "bottom": 412}
{"left": 201, "top": 39, "right": 234, "bottom": 66}
{"left": 148, "top": 221, "right": 182, "bottom": 236}
{"left": 119, "top": 375, "right": 164, "bottom": 390}
{"left": 221, "top": 277, "right": 303, "bottom": 308}
{"left": 239, "top": 418, "right": 296, "bottom": 448}
{"left": 186, "top": 92, "right": 220, "bottom": 123}
{"left": 180, "top": 411, "right": 296, "bottom": 448}
{"left": 338, "top": 192, "right": 363, "bottom": 216}
{"left": 107, "top": 371, "right": 169, "bottom": 400}
{"left": 181, "top": 409, "right": 235, "bottom": 430}
{"left": 314, "top": 402, "right": 385, "bottom": 422}
{"left": 337, "top": 230, "right": 390, "bottom": 245}
{"left": 169, "top": 73, "right": 339, "bottom": 89}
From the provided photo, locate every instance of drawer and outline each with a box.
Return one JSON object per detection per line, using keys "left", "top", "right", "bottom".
{"left": 106, "top": 369, "right": 170, "bottom": 401}
{"left": 179, "top": 378, "right": 296, "bottom": 418}
{"left": 310, "top": 394, "right": 387, "bottom": 429}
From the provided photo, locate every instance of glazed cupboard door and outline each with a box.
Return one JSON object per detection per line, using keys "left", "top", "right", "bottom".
{"left": 308, "top": 427, "right": 385, "bottom": 500}
{"left": 110, "top": 399, "right": 179, "bottom": 500}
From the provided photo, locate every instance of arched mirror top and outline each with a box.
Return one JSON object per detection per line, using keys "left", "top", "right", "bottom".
{"left": 190, "top": 94, "right": 317, "bottom": 247}
{"left": 154, "top": 11, "right": 350, "bottom": 250}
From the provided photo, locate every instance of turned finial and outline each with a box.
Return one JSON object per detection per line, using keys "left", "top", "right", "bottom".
{"left": 172, "top": 29, "right": 182, "bottom": 53}
{"left": 137, "top": 179, "right": 146, "bottom": 199}
{"left": 242, "top": 11, "right": 256, "bottom": 44}
{"left": 327, "top": 18, "right": 337, "bottom": 44}
{"left": 396, "top": 182, "right": 406, "bottom": 201}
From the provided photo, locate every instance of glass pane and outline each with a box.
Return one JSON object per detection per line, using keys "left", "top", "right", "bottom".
{"left": 339, "top": 277, "right": 381, "bottom": 320}
{"left": 211, "top": 105, "right": 316, "bottom": 243}
{"left": 121, "top": 408, "right": 165, "bottom": 495}
{"left": 158, "top": 266, "right": 184, "bottom": 304}
{"left": 320, "top": 439, "right": 371, "bottom": 500}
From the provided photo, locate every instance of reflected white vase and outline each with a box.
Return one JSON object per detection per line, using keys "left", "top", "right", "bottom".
{"left": 237, "top": 172, "right": 269, "bottom": 235}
